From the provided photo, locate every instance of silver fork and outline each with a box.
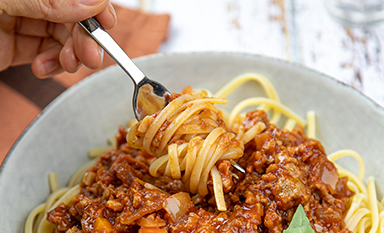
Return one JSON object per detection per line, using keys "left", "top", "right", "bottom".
{"left": 78, "top": 18, "right": 170, "bottom": 121}
{"left": 79, "top": 19, "right": 245, "bottom": 176}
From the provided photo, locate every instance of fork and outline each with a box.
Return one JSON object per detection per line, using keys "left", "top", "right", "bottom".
{"left": 78, "top": 18, "right": 170, "bottom": 121}
{"left": 79, "top": 19, "right": 246, "bottom": 176}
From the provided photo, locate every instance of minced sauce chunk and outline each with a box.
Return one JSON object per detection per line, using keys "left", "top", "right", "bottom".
{"left": 47, "top": 110, "right": 354, "bottom": 233}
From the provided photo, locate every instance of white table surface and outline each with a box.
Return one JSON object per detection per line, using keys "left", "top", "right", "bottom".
{"left": 113, "top": 0, "right": 384, "bottom": 107}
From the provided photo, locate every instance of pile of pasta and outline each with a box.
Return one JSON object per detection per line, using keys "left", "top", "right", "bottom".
{"left": 25, "top": 73, "right": 384, "bottom": 233}
{"left": 127, "top": 88, "right": 267, "bottom": 211}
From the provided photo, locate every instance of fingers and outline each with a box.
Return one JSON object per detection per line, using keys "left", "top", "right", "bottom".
{"left": 14, "top": 17, "right": 50, "bottom": 37}
{"left": 95, "top": 2, "right": 117, "bottom": 30}
{"left": 72, "top": 24, "right": 103, "bottom": 70}
{"left": 31, "top": 38, "right": 64, "bottom": 78}
{"left": 0, "top": 14, "right": 16, "bottom": 71}
{"left": 0, "top": 0, "right": 116, "bottom": 76}
{"left": 40, "top": 23, "right": 104, "bottom": 76}
{"left": 64, "top": 2, "right": 116, "bottom": 71}
{"left": 0, "top": 10, "right": 17, "bottom": 32}
{"left": 11, "top": 34, "right": 42, "bottom": 66}
{"left": 1, "top": 0, "right": 110, "bottom": 23}
{"left": 14, "top": 11, "right": 115, "bottom": 43}
{"left": 46, "top": 23, "right": 71, "bottom": 45}
{"left": 59, "top": 37, "right": 81, "bottom": 73}
{"left": 9, "top": 19, "right": 104, "bottom": 75}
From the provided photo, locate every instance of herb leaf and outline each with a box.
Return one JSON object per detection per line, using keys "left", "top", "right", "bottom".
{"left": 283, "top": 205, "right": 315, "bottom": 233}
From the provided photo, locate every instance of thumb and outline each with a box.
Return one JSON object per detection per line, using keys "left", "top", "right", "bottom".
{"left": 0, "top": 0, "right": 109, "bottom": 23}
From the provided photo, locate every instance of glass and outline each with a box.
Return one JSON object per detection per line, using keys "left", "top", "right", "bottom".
{"left": 324, "top": 0, "right": 384, "bottom": 26}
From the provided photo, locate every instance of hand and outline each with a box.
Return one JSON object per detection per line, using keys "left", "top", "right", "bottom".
{"left": 0, "top": 0, "right": 116, "bottom": 78}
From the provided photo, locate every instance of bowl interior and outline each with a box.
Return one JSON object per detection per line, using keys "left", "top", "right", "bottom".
{"left": 1, "top": 52, "right": 384, "bottom": 232}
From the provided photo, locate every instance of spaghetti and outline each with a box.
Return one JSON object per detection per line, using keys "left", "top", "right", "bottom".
{"left": 127, "top": 89, "right": 266, "bottom": 211}
{"left": 25, "top": 73, "right": 382, "bottom": 233}
{"left": 328, "top": 150, "right": 384, "bottom": 233}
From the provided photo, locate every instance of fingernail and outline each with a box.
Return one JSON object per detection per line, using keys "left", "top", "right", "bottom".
{"left": 79, "top": 0, "right": 101, "bottom": 6}
{"left": 76, "top": 61, "right": 83, "bottom": 72}
{"left": 41, "top": 60, "right": 58, "bottom": 75}
{"left": 99, "top": 46, "right": 104, "bottom": 64}
{"left": 109, "top": 2, "right": 117, "bottom": 26}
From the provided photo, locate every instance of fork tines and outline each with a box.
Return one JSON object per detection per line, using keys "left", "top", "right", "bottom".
{"left": 230, "top": 159, "right": 245, "bottom": 174}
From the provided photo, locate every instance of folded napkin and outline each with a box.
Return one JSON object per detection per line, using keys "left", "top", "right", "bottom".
{"left": 0, "top": 5, "right": 170, "bottom": 163}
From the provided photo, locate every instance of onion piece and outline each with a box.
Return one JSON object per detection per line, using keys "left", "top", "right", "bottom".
{"left": 106, "top": 199, "right": 124, "bottom": 212}
{"left": 83, "top": 171, "right": 96, "bottom": 186}
{"left": 138, "top": 227, "right": 168, "bottom": 233}
{"left": 95, "top": 217, "right": 113, "bottom": 233}
{"left": 162, "top": 192, "right": 192, "bottom": 222}
{"left": 321, "top": 164, "right": 339, "bottom": 193}
{"left": 136, "top": 213, "right": 166, "bottom": 228}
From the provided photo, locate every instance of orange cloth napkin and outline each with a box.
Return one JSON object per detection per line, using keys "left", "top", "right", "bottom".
{"left": 0, "top": 5, "right": 170, "bottom": 164}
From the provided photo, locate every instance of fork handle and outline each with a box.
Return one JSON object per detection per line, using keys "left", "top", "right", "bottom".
{"left": 78, "top": 18, "right": 146, "bottom": 85}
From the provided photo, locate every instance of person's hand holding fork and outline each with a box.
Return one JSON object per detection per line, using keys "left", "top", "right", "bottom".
{"left": 0, "top": 0, "right": 116, "bottom": 78}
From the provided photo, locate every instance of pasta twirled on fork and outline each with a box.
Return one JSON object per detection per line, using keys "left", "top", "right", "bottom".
{"left": 127, "top": 89, "right": 266, "bottom": 211}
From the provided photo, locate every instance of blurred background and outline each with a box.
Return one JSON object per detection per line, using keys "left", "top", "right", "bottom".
{"left": 116, "top": 0, "right": 384, "bottom": 106}
{"left": 1, "top": 0, "right": 384, "bottom": 162}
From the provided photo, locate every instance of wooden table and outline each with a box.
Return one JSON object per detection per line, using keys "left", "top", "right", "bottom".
{"left": 114, "top": 0, "right": 384, "bottom": 107}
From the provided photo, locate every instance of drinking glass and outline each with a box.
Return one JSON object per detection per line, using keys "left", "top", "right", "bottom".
{"left": 324, "top": 0, "right": 384, "bottom": 26}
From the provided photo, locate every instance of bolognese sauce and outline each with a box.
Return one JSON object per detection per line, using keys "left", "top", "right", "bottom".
{"left": 47, "top": 110, "right": 354, "bottom": 233}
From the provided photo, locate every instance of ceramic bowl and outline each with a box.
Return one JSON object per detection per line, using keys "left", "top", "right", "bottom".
{"left": 1, "top": 52, "right": 384, "bottom": 232}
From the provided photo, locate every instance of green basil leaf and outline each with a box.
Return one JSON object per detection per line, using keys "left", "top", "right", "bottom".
{"left": 283, "top": 204, "right": 315, "bottom": 233}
